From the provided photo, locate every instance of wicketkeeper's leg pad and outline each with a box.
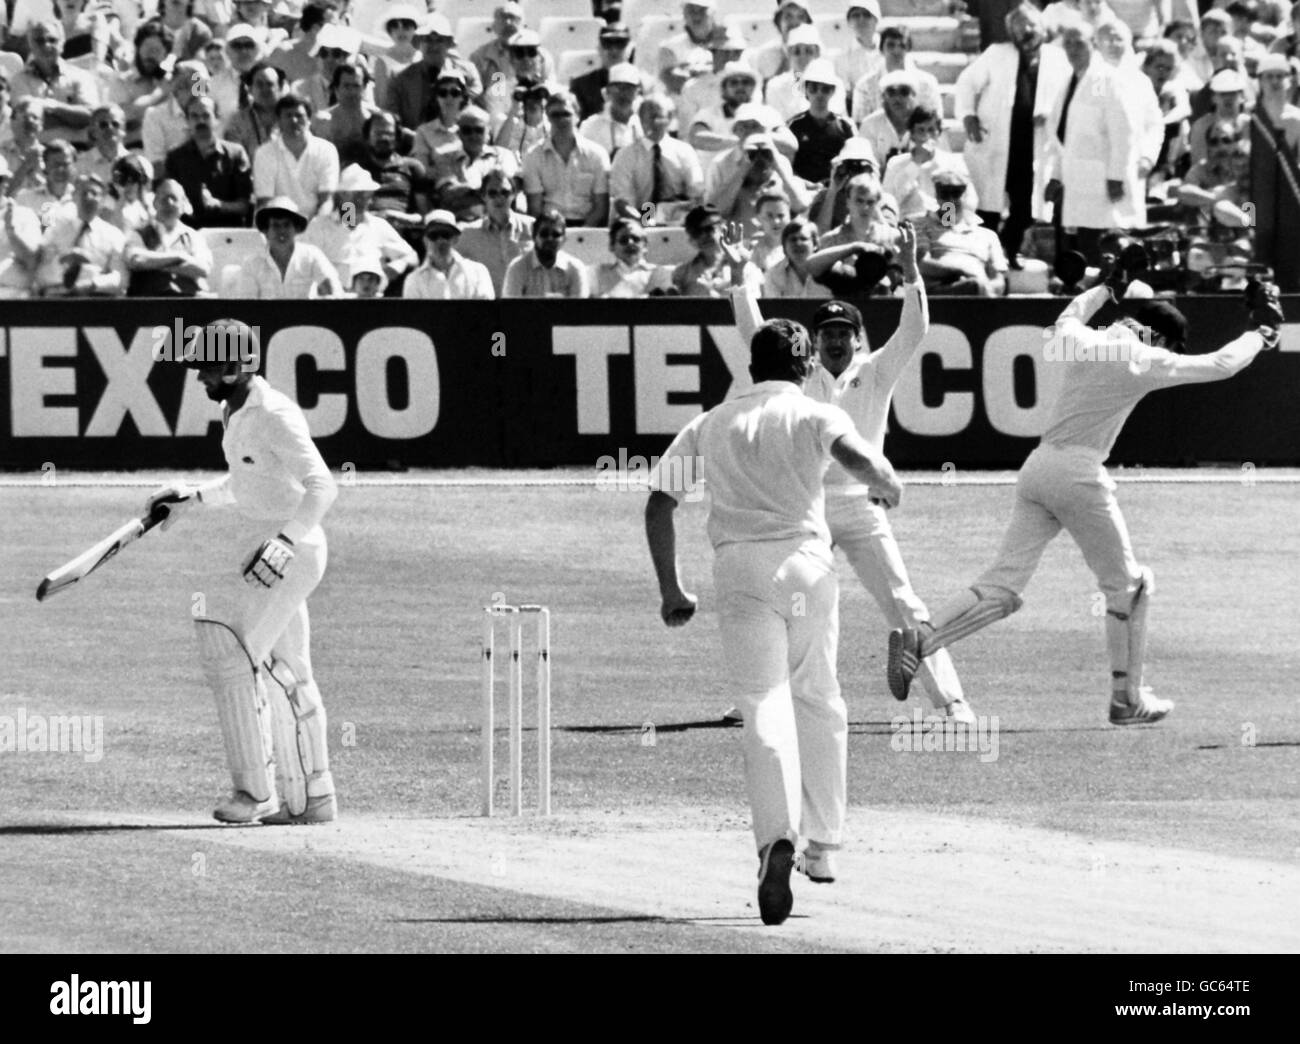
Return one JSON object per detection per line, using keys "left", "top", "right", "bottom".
{"left": 195, "top": 619, "right": 276, "bottom": 803}
{"left": 1105, "top": 567, "right": 1154, "bottom": 696}
{"left": 926, "top": 586, "right": 1024, "bottom": 653}
{"left": 262, "top": 656, "right": 332, "bottom": 816}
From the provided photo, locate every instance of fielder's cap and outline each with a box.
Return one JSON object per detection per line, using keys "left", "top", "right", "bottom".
{"left": 1200, "top": 8, "right": 1232, "bottom": 25}
{"left": 383, "top": 4, "right": 422, "bottom": 29}
{"left": 1209, "top": 68, "right": 1247, "bottom": 92}
{"left": 224, "top": 23, "right": 260, "bottom": 44}
{"left": 683, "top": 203, "right": 724, "bottom": 235}
{"left": 801, "top": 58, "right": 838, "bottom": 86}
{"left": 423, "top": 209, "right": 460, "bottom": 232}
{"left": 607, "top": 62, "right": 641, "bottom": 86}
{"left": 742, "top": 131, "right": 776, "bottom": 151}
{"left": 1257, "top": 53, "right": 1292, "bottom": 75}
{"left": 721, "top": 60, "right": 759, "bottom": 85}
{"left": 600, "top": 22, "right": 633, "bottom": 43}
{"left": 833, "top": 137, "right": 877, "bottom": 164}
{"left": 416, "top": 13, "right": 455, "bottom": 38}
{"left": 509, "top": 28, "right": 541, "bottom": 49}
{"left": 1129, "top": 299, "right": 1188, "bottom": 348}
{"left": 255, "top": 195, "right": 308, "bottom": 232}
{"left": 786, "top": 25, "right": 822, "bottom": 49}
{"left": 848, "top": 1, "right": 883, "bottom": 19}
{"left": 311, "top": 23, "right": 361, "bottom": 56}
{"left": 880, "top": 69, "right": 920, "bottom": 92}
{"left": 813, "top": 299, "right": 864, "bottom": 330}
{"left": 337, "top": 163, "right": 380, "bottom": 192}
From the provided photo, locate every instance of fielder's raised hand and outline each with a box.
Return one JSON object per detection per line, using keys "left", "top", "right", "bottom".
{"left": 243, "top": 533, "right": 295, "bottom": 588}
{"left": 896, "top": 219, "right": 919, "bottom": 282}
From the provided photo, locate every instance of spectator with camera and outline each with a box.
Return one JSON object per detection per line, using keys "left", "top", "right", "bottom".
{"left": 483, "top": 27, "right": 552, "bottom": 120}
{"left": 608, "top": 95, "right": 703, "bottom": 221}
{"left": 706, "top": 119, "right": 810, "bottom": 225}
{"left": 493, "top": 79, "right": 552, "bottom": 160}
{"left": 521, "top": 91, "right": 610, "bottom": 229}
{"left": 502, "top": 207, "right": 588, "bottom": 297}
{"left": 470, "top": 4, "right": 554, "bottom": 101}
{"left": 810, "top": 139, "right": 878, "bottom": 233}
{"left": 688, "top": 66, "right": 796, "bottom": 157}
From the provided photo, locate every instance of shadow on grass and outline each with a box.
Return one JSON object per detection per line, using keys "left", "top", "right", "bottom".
{"left": 558, "top": 719, "right": 740, "bottom": 734}
{"left": 0, "top": 823, "right": 233, "bottom": 835}
{"left": 395, "top": 914, "right": 673, "bottom": 925}
{"left": 1196, "top": 741, "right": 1300, "bottom": 750}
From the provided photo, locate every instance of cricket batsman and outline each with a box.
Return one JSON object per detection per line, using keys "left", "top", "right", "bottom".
{"left": 887, "top": 265, "right": 1284, "bottom": 725}
{"left": 730, "top": 221, "right": 974, "bottom": 724}
{"left": 147, "top": 319, "right": 339, "bottom": 824}
{"left": 645, "top": 313, "right": 903, "bottom": 925}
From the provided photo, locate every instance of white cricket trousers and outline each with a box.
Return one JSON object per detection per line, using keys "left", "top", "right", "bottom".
{"left": 825, "top": 490, "right": 964, "bottom": 709}
{"left": 713, "top": 536, "right": 846, "bottom": 854}
{"left": 977, "top": 444, "right": 1142, "bottom": 611}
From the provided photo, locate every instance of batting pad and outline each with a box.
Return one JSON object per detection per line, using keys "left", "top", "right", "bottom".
{"left": 263, "top": 657, "right": 332, "bottom": 816}
{"left": 195, "top": 619, "right": 275, "bottom": 803}
{"left": 1106, "top": 569, "right": 1154, "bottom": 694}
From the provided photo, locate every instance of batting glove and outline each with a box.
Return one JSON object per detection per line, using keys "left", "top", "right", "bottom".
{"left": 243, "top": 534, "right": 295, "bottom": 588}
{"left": 145, "top": 484, "right": 196, "bottom": 532}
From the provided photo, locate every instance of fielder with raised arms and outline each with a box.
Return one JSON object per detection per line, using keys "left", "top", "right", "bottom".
{"left": 888, "top": 268, "right": 1284, "bottom": 725}
{"left": 729, "top": 221, "right": 973, "bottom": 723}
{"left": 147, "top": 320, "right": 339, "bottom": 824}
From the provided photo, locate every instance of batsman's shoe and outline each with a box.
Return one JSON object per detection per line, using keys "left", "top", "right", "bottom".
{"left": 945, "top": 696, "right": 976, "bottom": 725}
{"left": 796, "top": 842, "right": 837, "bottom": 884}
{"left": 213, "top": 790, "right": 280, "bottom": 824}
{"left": 1108, "top": 687, "right": 1174, "bottom": 726}
{"left": 259, "top": 793, "right": 338, "bottom": 825}
{"left": 757, "top": 839, "right": 795, "bottom": 925}
{"left": 887, "top": 628, "right": 922, "bottom": 701}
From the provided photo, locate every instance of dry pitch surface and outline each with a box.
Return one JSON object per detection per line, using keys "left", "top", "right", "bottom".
{"left": 1, "top": 471, "right": 1298, "bottom": 953}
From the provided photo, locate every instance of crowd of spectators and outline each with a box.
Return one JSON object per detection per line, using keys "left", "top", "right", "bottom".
{"left": 0, "top": 0, "right": 1296, "bottom": 300}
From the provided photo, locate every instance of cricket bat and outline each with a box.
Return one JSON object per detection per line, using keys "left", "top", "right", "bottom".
{"left": 36, "top": 506, "right": 169, "bottom": 602}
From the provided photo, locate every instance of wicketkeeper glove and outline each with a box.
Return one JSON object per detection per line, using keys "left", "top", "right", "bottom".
{"left": 1103, "top": 243, "right": 1151, "bottom": 301}
{"left": 243, "top": 534, "right": 295, "bottom": 588}
{"left": 1245, "top": 278, "right": 1284, "bottom": 347}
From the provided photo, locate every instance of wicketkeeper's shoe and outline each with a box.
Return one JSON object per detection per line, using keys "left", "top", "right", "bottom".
{"left": 259, "top": 793, "right": 338, "bottom": 825}
{"left": 887, "top": 628, "right": 922, "bottom": 701}
{"left": 213, "top": 790, "right": 280, "bottom": 824}
{"left": 944, "top": 696, "right": 976, "bottom": 725}
{"left": 757, "top": 839, "right": 795, "bottom": 925}
{"left": 1108, "top": 687, "right": 1174, "bottom": 726}
{"left": 796, "top": 842, "right": 838, "bottom": 884}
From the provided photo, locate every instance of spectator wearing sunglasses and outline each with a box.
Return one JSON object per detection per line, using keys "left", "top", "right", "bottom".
{"left": 765, "top": 27, "right": 847, "bottom": 123}
{"left": 1179, "top": 120, "right": 1254, "bottom": 275}
{"left": 369, "top": 5, "right": 422, "bottom": 107}
{"left": 430, "top": 105, "right": 519, "bottom": 217}
{"left": 501, "top": 207, "right": 588, "bottom": 297}
{"left": 457, "top": 167, "right": 534, "bottom": 295}
{"left": 293, "top": 24, "right": 366, "bottom": 116}
{"left": 470, "top": 3, "right": 555, "bottom": 104}
{"left": 591, "top": 217, "right": 674, "bottom": 297}
{"left": 386, "top": 14, "right": 484, "bottom": 136}
{"left": 483, "top": 27, "right": 554, "bottom": 120}
{"left": 414, "top": 68, "right": 470, "bottom": 167}
{"left": 521, "top": 91, "right": 610, "bottom": 228}
{"left": 78, "top": 103, "right": 153, "bottom": 184}
{"left": 402, "top": 209, "right": 494, "bottom": 298}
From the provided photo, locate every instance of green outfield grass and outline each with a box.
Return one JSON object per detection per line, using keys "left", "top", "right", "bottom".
{"left": 1, "top": 473, "right": 1297, "bottom": 952}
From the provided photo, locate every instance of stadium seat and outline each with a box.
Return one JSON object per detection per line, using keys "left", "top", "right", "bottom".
{"left": 633, "top": 15, "right": 683, "bottom": 76}
{"left": 538, "top": 17, "right": 605, "bottom": 59}
{"left": 878, "top": 16, "right": 962, "bottom": 52}
{"left": 558, "top": 48, "right": 601, "bottom": 84}
{"left": 880, "top": 0, "right": 951, "bottom": 15}
{"left": 940, "top": 84, "right": 956, "bottom": 119}
{"left": 563, "top": 227, "right": 610, "bottom": 270}
{"left": 218, "top": 263, "right": 243, "bottom": 297}
{"left": 202, "top": 228, "right": 264, "bottom": 294}
{"left": 915, "top": 51, "right": 970, "bottom": 85}
{"left": 455, "top": 16, "right": 496, "bottom": 52}
{"left": 645, "top": 226, "right": 692, "bottom": 265}
{"left": 1005, "top": 258, "right": 1051, "bottom": 295}
{"left": 715, "top": 0, "right": 764, "bottom": 16}
{"left": 0, "top": 51, "right": 24, "bottom": 80}
{"left": 522, "top": 0, "right": 593, "bottom": 21}
{"left": 437, "top": 0, "right": 478, "bottom": 35}
{"left": 621, "top": 0, "right": 682, "bottom": 26}
{"left": 726, "top": 13, "right": 780, "bottom": 51}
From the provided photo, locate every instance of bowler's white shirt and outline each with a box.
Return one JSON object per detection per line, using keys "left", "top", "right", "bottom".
{"left": 651, "top": 381, "right": 855, "bottom": 550}
{"left": 252, "top": 133, "right": 341, "bottom": 216}
{"left": 199, "top": 376, "right": 338, "bottom": 543}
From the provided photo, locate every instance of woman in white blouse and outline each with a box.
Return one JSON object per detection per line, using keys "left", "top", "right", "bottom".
{"left": 591, "top": 218, "right": 674, "bottom": 297}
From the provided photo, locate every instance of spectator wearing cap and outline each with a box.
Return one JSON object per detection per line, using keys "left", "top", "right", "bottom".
{"left": 369, "top": 5, "right": 423, "bottom": 107}
{"left": 858, "top": 70, "right": 933, "bottom": 168}
{"left": 521, "top": 91, "right": 610, "bottom": 227}
{"left": 387, "top": 15, "right": 484, "bottom": 135}
{"left": 350, "top": 0, "right": 418, "bottom": 38}
{"left": 312, "top": 61, "right": 382, "bottom": 164}
{"left": 788, "top": 59, "right": 855, "bottom": 183}
{"left": 223, "top": 62, "right": 289, "bottom": 162}
{"left": 347, "top": 253, "right": 387, "bottom": 298}
{"left": 165, "top": 94, "right": 254, "bottom": 228}
{"left": 123, "top": 177, "right": 212, "bottom": 296}
{"left": 1141, "top": 40, "right": 1193, "bottom": 180}
{"left": 302, "top": 163, "right": 417, "bottom": 289}
{"left": 470, "top": 3, "right": 555, "bottom": 99}
{"left": 751, "top": 1, "right": 816, "bottom": 84}
{"left": 609, "top": 95, "right": 703, "bottom": 219}
{"left": 143, "top": 61, "right": 209, "bottom": 168}
{"left": 2, "top": 100, "right": 49, "bottom": 197}
{"left": 671, "top": 202, "right": 762, "bottom": 296}
{"left": 914, "top": 169, "right": 1007, "bottom": 296}
{"left": 16, "top": 139, "right": 77, "bottom": 229}
{"left": 579, "top": 64, "right": 643, "bottom": 159}
{"left": 253, "top": 94, "right": 340, "bottom": 220}
{"left": 293, "top": 24, "right": 366, "bottom": 117}
{"left": 1189, "top": 68, "right": 1253, "bottom": 165}
{"left": 688, "top": 63, "right": 762, "bottom": 154}
{"left": 33, "top": 173, "right": 126, "bottom": 296}
{"left": 1177, "top": 119, "right": 1254, "bottom": 275}
{"left": 78, "top": 103, "right": 151, "bottom": 185}
{"left": 457, "top": 166, "right": 534, "bottom": 295}
{"left": 356, "top": 110, "right": 429, "bottom": 236}
{"left": 269, "top": 3, "right": 337, "bottom": 84}
{"left": 837, "top": 2, "right": 886, "bottom": 110}
{"left": 210, "top": 25, "right": 266, "bottom": 123}
{"left": 0, "top": 156, "right": 43, "bottom": 298}
{"left": 882, "top": 105, "right": 976, "bottom": 221}
{"left": 1192, "top": 22, "right": 1259, "bottom": 117}
{"left": 819, "top": 170, "right": 899, "bottom": 257}
{"left": 431, "top": 105, "right": 520, "bottom": 210}
{"left": 104, "top": 153, "right": 154, "bottom": 234}
{"left": 9, "top": 21, "right": 100, "bottom": 148}
{"left": 1257, "top": 52, "right": 1300, "bottom": 156}
{"left": 765, "top": 26, "right": 847, "bottom": 122}
{"left": 660, "top": 2, "right": 720, "bottom": 94}
{"left": 502, "top": 207, "right": 588, "bottom": 297}
{"left": 403, "top": 209, "right": 495, "bottom": 299}
{"left": 573, "top": 23, "right": 637, "bottom": 122}
{"left": 413, "top": 68, "right": 471, "bottom": 166}
{"left": 590, "top": 217, "right": 675, "bottom": 297}
{"left": 109, "top": 21, "right": 173, "bottom": 149}
{"left": 852, "top": 26, "right": 942, "bottom": 121}
{"left": 233, "top": 195, "right": 342, "bottom": 297}
{"left": 677, "top": 24, "right": 747, "bottom": 132}
{"left": 760, "top": 216, "right": 835, "bottom": 297}
{"left": 704, "top": 106, "right": 806, "bottom": 208}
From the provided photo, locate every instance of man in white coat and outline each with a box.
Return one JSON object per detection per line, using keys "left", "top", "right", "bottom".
{"left": 1044, "top": 17, "right": 1138, "bottom": 264}
{"left": 1096, "top": 18, "right": 1163, "bottom": 230}
{"left": 956, "top": 4, "right": 1072, "bottom": 264}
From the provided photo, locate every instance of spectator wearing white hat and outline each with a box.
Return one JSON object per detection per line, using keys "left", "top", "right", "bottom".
{"left": 346, "top": 253, "right": 387, "bottom": 298}
{"left": 678, "top": 24, "right": 747, "bottom": 133}
{"left": 469, "top": 3, "right": 555, "bottom": 96}
{"left": 703, "top": 105, "right": 801, "bottom": 198}
{"left": 750, "top": 1, "right": 815, "bottom": 84}
{"left": 708, "top": 129, "right": 811, "bottom": 225}
{"left": 403, "top": 209, "right": 495, "bottom": 299}
{"left": 689, "top": 62, "right": 762, "bottom": 154}
{"left": 859, "top": 70, "right": 934, "bottom": 167}
{"left": 350, "top": 0, "right": 420, "bottom": 38}
{"left": 211, "top": 24, "right": 266, "bottom": 122}
{"left": 483, "top": 28, "right": 554, "bottom": 120}
{"left": 502, "top": 207, "right": 588, "bottom": 297}
{"left": 819, "top": 170, "right": 900, "bottom": 255}
{"left": 579, "top": 63, "right": 643, "bottom": 159}
{"left": 413, "top": 67, "right": 471, "bottom": 167}
{"left": 368, "top": 5, "right": 423, "bottom": 108}
{"left": 788, "top": 59, "right": 855, "bottom": 183}
{"left": 836, "top": 2, "right": 886, "bottom": 112}
{"left": 0, "top": 156, "right": 43, "bottom": 298}
{"left": 1257, "top": 52, "right": 1300, "bottom": 156}
{"left": 386, "top": 14, "right": 484, "bottom": 134}
{"left": 692, "top": 90, "right": 799, "bottom": 159}
{"left": 852, "top": 25, "right": 942, "bottom": 121}
{"left": 457, "top": 166, "right": 534, "bottom": 295}
{"left": 660, "top": 1, "right": 720, "bottom": 95}
{"left": 233, "top": 195, "right": 342, "bottom": 297}
{"left": 1097, "top": 17, "right": 1163, "bottom": 224}
{"left": 809, "top": 138, "right": 880, "bottom": 231}
{"left": 301, "top": 163, "right": 417, "bottom": 289}
{"left": 253, "top": 93, "right": 340, "bottom": 220}
{"left": 521, "top": 91, "right": 610, "bottom": 228}
{"left": 1189, "top": 68, "right": 1253, "bottom": 165}
{"left": 764, "top": 26, "right": 847, "bottom": 122}
{"left": 228, "top": 0, "right": 290, "bottom": 53}
{"left": 609, "top": 95, "right": 704, "bottom": 219}
{"left": 914, "top": 169, "right": 1007, "bottom": 296}
{"left": 293, "top": 24, "right": 366, "bottom": 117}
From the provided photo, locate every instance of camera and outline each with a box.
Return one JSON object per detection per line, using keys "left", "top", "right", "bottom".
{"left": 513, "top": 81, "right": 551, "bottom": 103}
